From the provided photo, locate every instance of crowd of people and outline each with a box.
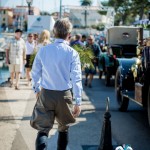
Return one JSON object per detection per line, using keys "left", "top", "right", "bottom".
{"left": 5, "top": 29, "right": 50, "bottom": 89}
{"left": 5, "top": 27, "right": 105, "bottom": 90}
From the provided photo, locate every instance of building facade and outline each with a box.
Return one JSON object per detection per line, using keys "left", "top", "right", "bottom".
{"left": 0, "top": 7, "right": 13, "bottom": 30}
{"left": 13, "top": 6, "right": 40, "bottom": 30}
{"left": 68, "top": 6, "right": 103, "bottom": 28}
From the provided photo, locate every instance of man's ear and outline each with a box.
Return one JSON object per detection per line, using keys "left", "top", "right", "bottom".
{"left": 67, "top": 33, "right": 71, "bottom": 39}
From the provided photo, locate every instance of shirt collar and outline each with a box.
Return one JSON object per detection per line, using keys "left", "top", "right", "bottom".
{"left": 54, "top": 39, "right": 69, "bottom": 45}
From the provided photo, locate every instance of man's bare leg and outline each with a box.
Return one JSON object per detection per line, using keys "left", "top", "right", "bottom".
{"left": 10, "top": 72, "right": 14, "bottom": 87}
{"left": 26, "top": 68, "right": 31, "bottom": 86}
{"left": 15, "top": 72, "right": 20, "bottom": 89}
{"left": 88, "top": 74, "right": 93, "bottom": 88}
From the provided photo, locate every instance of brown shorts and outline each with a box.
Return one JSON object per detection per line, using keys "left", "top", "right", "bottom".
{"left": 9, "top": 64, "right": 22, "bottom": 73}
{"left": 30, "top": 88, "right": 75, "bottom": 133}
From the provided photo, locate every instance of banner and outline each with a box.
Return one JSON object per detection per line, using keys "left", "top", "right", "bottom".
{"left": 27, "top": 15, "right": 55, "bottom": 33}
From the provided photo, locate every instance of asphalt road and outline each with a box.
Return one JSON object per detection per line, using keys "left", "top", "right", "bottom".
{"left": 93, "top": 76, "right": 150, "bottom": 150}
{"left": 0, "top": 75, "right": 150, "bottom": 150}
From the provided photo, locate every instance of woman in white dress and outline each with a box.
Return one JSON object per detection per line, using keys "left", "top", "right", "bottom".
{"left": 25, "top": 33, "right": 36, "bottom": 85}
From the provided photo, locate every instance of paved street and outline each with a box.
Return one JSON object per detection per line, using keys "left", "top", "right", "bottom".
{"left": 0, "top": 75, "right": 150, "bottom": 150}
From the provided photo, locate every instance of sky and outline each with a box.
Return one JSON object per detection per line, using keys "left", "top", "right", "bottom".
{"left": 1, "top": 0, "right": 99, "bottom": 13}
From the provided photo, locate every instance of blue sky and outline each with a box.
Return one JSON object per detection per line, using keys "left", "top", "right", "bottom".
{"left": 1, "top": 0, "right": 99, "bottom": 13}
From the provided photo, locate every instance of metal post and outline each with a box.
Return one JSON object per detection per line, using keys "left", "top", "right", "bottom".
{"left": 98, "top": 97, "right": 113, "bottom": 150}
{"left": 60, "top": 0, "right": 62, "bottom": 18}
{"left": 85, "top": 9, "right": 87, "bottom": 28}
{"left": 28, "top": 3, "right": 31, "bottom": 15}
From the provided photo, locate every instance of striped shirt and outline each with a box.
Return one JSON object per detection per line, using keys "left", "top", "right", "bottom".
{"left": 6, "top": 38, "right": 26, "bottom": 64}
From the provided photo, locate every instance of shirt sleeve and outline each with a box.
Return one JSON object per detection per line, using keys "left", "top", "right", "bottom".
{"left": 5, "top": 42, "right": 11, "bottom": 64}
{"left": 31, "top": 50, "right": 42, "bottom": 93}
{"left": 23, "top": 41, "right": 27, "bottom": 60}
{"left": 70, "top": 51, "right": 83, "bottom": 105}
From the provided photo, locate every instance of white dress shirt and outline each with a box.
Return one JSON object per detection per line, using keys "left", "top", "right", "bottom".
{"left": 26, "top": 41, "right": 35, "bottom": 55}
{"left": 31, "top": 39, "right": 82, "bottom": 105}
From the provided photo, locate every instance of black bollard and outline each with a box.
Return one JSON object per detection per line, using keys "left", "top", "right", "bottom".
{"left": 98, "top": 97, "right": 113, "bottom": 150}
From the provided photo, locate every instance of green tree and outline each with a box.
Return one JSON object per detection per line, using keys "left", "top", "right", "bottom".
{"left": 131, "top": 0, "right": 150, "bottom": 20}
{"left": 80, "top": 0, "right": 93, "bottom": 6}
{"left": 80, "top": 0, "right": 93, "bottom": 28}
{"left": 108, "top": 0, "right": 150, "bottom": 25}
{"left": 40, "top": 11, "right": 51, "bottom": 16}
{"left": 108, "top": 0, "right": 132, "bottom": 25}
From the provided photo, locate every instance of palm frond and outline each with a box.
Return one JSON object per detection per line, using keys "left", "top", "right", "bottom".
{"left": 73, "top": 45, "right": 95, "bottom": 69}
{"left": 29, "top": 45, "right": 95, "bottom": 69}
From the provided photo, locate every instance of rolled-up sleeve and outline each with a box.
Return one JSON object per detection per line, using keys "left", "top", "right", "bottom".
{"left": 70, "top": 51, "right": 83, "bottom": 105}
{"left": 31, "top": 50, "right": 42, "bottom": 93}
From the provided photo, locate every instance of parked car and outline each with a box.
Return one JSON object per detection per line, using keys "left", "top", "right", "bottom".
{"left": 115, "top": 30, "right": 150, "bottom": 126}
{"left": 98, "top": 26, "right": 140, "bottom": 86}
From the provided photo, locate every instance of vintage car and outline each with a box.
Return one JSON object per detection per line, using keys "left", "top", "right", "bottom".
{"left": 115, "top": 36, "right": 150, "bottom": 126}
{"left": 99, "top": 26, "right": 140, "bottom": 86}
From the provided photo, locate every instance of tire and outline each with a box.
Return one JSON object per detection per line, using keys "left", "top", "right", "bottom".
{"left": 99, "top": 71, "right": 103, "bottom": 79}
{"left": 105, "top": 70, "right": 111, "bottom": 86}
{"left": 115, "top": 68, "right": 129, "bottom": 112}
{"left": 148, "top": 86, "right": 150, "bottom": 126}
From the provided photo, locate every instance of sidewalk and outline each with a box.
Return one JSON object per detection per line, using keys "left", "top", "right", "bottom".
{"left": 0, "top": 76, "right": 115, "bottom": 150}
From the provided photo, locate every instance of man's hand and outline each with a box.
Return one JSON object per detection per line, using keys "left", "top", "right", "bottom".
{"left": 73, "top": 105, "right": 81, "bottom": 118}
{"left": 36, "top": 92, "right": 40, "bottom": 99}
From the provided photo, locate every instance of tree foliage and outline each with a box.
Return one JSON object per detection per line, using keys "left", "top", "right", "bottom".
{"left": 73, "top": 45, "right": 94, "bottom": 69}
{"left": 40, "top": 11, "right": 51, "bottom": 16}
{"left": 30, "top": 45, "right": 94, "bottom": 69}
{"left": 80, "top": 0, "right": 93, "bottom": 6}
{"left": 130, "top": 0, "right": 150, "bottom": 20}
{"left": 107, "top": 0, "right": 150, "bottom": 25}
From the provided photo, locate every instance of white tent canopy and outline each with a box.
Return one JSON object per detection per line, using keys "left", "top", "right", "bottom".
{"left": 27, "top": 15, "right": 55, "bottom": 33}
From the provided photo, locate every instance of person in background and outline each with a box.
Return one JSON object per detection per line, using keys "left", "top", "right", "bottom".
{"left": 5, "top": 29, "right": 26, "bottom": 90}
{"left": 70, "top": 33, "right": 84, "bottom": 47}
{"left": 81, "top": 34, "right": 87, "bottom": 45}
{"left": 84, "top": 35, "right": 101, "bottom": 88}
{"left": 25, "top": 33, "right": 36, "bottom": 86}
{"left": 33, "top": 33, "right": 39, "bottom": 46}
{"left": 36, "top": 29, "right": 50, "bottom": 52}
{"left": 31, "top": 18, "right": 82, "bottom": 150}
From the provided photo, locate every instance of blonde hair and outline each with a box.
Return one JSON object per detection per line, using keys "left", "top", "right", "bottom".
{"left": 146, "top": 38, "right": 150, "bottom": 46}
{"left": 38, "top": 29, "right": 50, "bottom": 45}
{"left": 53, "top": 18, "right": 72, "bottom": 39}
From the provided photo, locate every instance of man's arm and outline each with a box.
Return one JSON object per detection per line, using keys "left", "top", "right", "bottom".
{"left": 70, "top": 51, "right": 83, "bottom": 117}
{"left": 5, "top": 42, "right": 10, "bottom": 64}
{"left": 6, "top": 49, "right": 10, "bottom": 64}
{"left": 31, "top": 50, "right": 42, "bottom": 95}
{"left": 23, "top": 41, "right": 27, "bottom": 64}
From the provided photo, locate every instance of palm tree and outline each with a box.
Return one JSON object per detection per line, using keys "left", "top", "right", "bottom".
{"left": 80, "top": 0, "right": 93, "bottom": 28}
{"left": 80, "top": 0, "right": 93, "bottom": 6}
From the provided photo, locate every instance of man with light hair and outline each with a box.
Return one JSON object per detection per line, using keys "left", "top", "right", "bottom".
{"left": 31, "top": 18, "right": 82, "bottom": 150}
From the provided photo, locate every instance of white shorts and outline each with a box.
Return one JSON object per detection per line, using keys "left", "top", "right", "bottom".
{"left": 9, "top": 64, "right": 22, "bottom": 73}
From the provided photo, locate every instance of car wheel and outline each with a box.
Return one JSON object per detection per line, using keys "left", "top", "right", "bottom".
{"left": 115, "top": 68, "right": 129, "bottom": 111}
{"left": 148, "top": 86, "right": 150, "bottom": 126}
{"left": 105, "top": 70, "right": 111, "bottom": 86}
{"left": 99, "top": 71, "right": 103, "bottom": 79}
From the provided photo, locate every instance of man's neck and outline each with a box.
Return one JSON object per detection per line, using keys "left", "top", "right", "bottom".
{"left": 15, "top": 37, "right": 20, "bottom": 40}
